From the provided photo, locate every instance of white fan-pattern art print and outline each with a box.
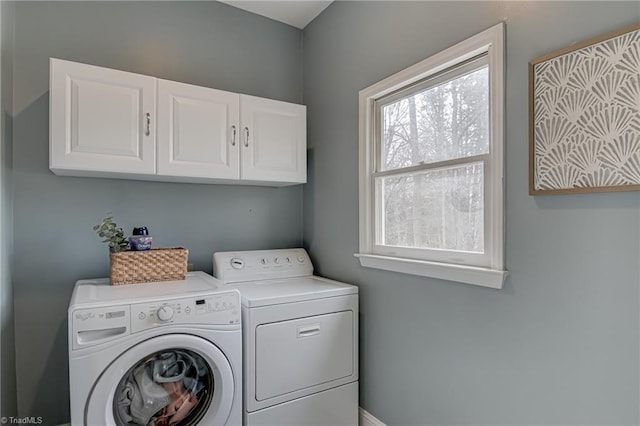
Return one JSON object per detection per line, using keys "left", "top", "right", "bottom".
{"left": 531, "top": 26, "right": 640, "bottom": 194}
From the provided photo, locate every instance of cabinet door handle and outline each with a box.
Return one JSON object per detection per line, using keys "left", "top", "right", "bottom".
{"left": 231, "top": 125, "right": 237, "bottom": 146}
{"left": 145, "top": 113, "right": 151, "bottom": 136}
{"left": 244, "top": 127, "right": 249, "bottom": 147}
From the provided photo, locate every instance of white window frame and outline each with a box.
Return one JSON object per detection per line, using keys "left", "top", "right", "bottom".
{"left": 356, "top": 23, "right": 508, "bottom": 289}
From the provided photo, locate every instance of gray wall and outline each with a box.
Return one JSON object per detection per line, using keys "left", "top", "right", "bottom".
{"left": 303, "top": 2, "right": 640, "bottom": 425}
{"left": 0, "top": 0, "right": 16, "bottom": 419}
{"left": 12, "top": 2, "right": 302, "bottom": 423}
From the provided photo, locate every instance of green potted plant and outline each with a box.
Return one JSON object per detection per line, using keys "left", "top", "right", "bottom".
{"left": 93, "top": 213, "right": 129, "bottom": 253}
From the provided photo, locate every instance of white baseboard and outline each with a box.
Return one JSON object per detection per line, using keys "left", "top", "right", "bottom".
{"left": 359, "top": 407, "right": 386, "bottom": 426}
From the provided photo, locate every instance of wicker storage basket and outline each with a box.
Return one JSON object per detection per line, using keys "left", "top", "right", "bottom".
{"left": 109, "top": 247, "right": 188, "bottom": 285}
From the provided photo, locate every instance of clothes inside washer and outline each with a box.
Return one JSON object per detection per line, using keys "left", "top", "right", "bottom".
{"left": 130, "top": 365, "right": 172, "bottom": 425}
{"left": 114, "top": 350, "right": 211, "bottom": 426}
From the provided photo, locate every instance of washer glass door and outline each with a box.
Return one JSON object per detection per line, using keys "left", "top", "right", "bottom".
{"left": 86, "top": 334, "right": 235, "bottom": 426}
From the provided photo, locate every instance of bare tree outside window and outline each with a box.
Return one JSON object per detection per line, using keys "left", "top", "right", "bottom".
{"left": 378, "top": 66, "right": 488, "bottom": 253}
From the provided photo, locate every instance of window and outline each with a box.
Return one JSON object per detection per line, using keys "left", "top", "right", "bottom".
{"left": 356, "top": 23, "right": 507, "bottom": 289}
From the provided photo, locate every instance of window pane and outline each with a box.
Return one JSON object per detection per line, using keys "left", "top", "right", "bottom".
{"left": 379, "top": 163, "right": 484, "bottom": 253}
{"left": 381, "top": 66, "right": 489, "bottom": 171}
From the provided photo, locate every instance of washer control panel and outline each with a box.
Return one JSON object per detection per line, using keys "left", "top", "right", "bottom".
{"left": 213, "top": 248, "right": 313, "bottom": 283}
{"left": 71, "top": 291, "right": 240, "bottom": 350}
{"left": 131, "top": 291, "right": 240, "bottom": 333}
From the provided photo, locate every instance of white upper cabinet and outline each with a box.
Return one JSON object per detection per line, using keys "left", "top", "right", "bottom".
{"left": 50, "top": 58, "right": 156, "bottom": 176}
{"left": 240, "top": 95, "right": 306, "bottom": 184}
{"left": 49, "top": 59, "right": 306, "bottom": 186}
{"left": 157, "top": 79, "right": 240, "bottom": 180}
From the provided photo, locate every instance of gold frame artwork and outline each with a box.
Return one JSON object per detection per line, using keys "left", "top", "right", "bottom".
{"left": 529, "top": 23, "right": 640, "bottom": 195}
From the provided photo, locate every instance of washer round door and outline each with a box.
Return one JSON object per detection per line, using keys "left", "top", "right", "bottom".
{"left": 86, "top": 334, "right": 235, "bottom": 426}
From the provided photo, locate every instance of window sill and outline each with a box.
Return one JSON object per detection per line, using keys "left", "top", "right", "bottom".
{"left": 354, "top": 253, "right": 508, "bottom": 289}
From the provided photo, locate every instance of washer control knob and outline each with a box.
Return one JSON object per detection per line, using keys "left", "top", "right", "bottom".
{"left": 297, "top": 256, "right": 305, "bottom": 263}
{"left": 274, "top": 257, "right": 280, "bottom": 264}
{"left": 157, "top": 305, "right": 174, "bottom": 322}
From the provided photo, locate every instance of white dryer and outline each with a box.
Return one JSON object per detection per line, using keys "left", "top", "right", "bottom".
{"left": 213, "top": 249, "right": 359, "bottom": 426}
{"left": 68, "top": 272, "right": 242, "bottom": 426}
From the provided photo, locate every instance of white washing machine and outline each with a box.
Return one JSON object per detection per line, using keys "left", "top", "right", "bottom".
{"left": 68, "top": 271, "right": 242, "bottom": 426}
{"left": 213, "top": 249, "right": 359, "bottom": 426}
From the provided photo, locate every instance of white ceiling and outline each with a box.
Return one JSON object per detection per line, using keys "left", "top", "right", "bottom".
{"left": 219, "top": 1, "right": 333, "bottom": 29}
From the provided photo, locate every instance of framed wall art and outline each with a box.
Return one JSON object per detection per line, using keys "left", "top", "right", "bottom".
{"left": 529, "top": 23, "right": 640, "bottom": 195}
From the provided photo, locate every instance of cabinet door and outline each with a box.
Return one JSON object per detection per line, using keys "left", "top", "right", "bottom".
{"left": 157, "top": 80, "right": 240, "bottom": 180}
{"left": 240, "top": 95, "right": 306, "bottom": 184}
{"left": 50, "top": 58, "right": 156, "bottom": 176}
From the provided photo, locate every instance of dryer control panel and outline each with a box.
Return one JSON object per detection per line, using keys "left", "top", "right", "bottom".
{"left": 213, "top": 248, "right": 313, "bottom": 283}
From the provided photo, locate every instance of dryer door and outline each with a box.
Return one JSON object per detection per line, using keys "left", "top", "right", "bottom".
{"left": 86, "top": 334, "right": 235, "bottom": 426}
